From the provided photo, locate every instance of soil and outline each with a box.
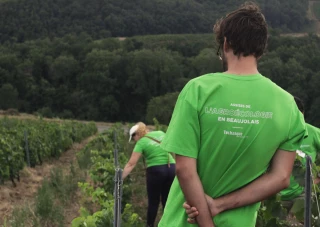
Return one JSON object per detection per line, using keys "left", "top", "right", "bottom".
{"left": 0, "top": 136, "right": 97, "bottom": 226}
{"left": 286, "top": 215, "right": 304, "bottom": 227}
{"left": 0, "top": 112, "right": 108, "bottom": 226}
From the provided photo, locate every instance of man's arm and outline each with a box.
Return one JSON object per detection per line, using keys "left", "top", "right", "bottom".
{"left": 184, "top": 149, "right": 295, "bottom": 221}
{"left": 176, "top": 155, "right": 214, "bottom": 227}
{"left": 212, "top": 149, "right": 295, "bottom": 212}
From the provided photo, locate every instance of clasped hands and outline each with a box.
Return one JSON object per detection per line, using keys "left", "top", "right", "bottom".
{"left": 183, "top": 195, "right": 221, "bottom": 225}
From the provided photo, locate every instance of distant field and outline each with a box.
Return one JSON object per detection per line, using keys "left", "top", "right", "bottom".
{"left": 314, "top": 2, "right": 320, "bottom": 19}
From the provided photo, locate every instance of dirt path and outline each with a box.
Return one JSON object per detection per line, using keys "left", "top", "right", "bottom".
{"left": 0, "top": 135, "right": 97, "bottom": 225}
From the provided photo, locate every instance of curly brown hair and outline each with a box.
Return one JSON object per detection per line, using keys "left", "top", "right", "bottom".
{"left": 214, "top": 1, "right": 268, "bottom": 58}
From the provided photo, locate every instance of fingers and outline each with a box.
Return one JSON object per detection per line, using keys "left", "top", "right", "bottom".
{"left": 187, "top": 216, "right": 215, "bottom": 226}
{"left": 183, "top": 202, "right": 199, "bottom": 224}
{"left": 184, "top": 205, "right": 199, "bottom": 215}
{"left": 183, "top": 202, "right": 191, "bottom": 209}
{"left": 187, "top": 217, "right": 197, "bottom": 224}
{"left": 183, "top": 203, "right": 199, "bottom": 215}
{"left": 187, "top": 208, "right": 199, "bottom": 218}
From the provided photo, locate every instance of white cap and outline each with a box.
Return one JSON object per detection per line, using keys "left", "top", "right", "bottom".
{"left": 128, "top": 125, "right": 139, "bottom": 142}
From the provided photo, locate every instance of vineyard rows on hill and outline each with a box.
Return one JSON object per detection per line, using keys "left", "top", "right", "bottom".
{"left": 0, "top": 117, "right": 97, "bottom": 186}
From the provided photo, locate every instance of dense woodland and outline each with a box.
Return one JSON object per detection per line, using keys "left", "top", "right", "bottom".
{"left": 0, "top": 0, "right": 310, "bottom": 43}
{"left": 0, "top": 0, "right": 319, "bottom": 127}
{"left": 0, "top": 33, "right": 320, "bottom": 127}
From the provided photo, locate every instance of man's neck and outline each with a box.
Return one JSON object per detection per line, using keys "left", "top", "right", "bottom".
{"left": 225, "top": 55, "right": 259, "bottom": 76}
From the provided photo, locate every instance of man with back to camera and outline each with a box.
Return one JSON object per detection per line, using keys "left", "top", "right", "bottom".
{"left": 158, "top": 2, "right": 307, "bottom": 227}
{"left": 184, "top": 96, "right": 320, "bottom": 225}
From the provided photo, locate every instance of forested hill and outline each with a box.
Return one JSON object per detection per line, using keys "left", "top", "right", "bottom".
{"left": 0, "top": 0, "right": 309, "bottom": 43}
{"left": 1, "top": 33, "right": 320, "bottom": 126}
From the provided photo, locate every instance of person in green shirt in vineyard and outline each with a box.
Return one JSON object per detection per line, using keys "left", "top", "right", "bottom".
{"left": 280, "top": 96, "right": 320, "bottom": 213}
{"left": 122, "top": 122, "right": 176, "bottom": 227}
{"left": 158, "top": 2, "right": 307, "bottom": 227}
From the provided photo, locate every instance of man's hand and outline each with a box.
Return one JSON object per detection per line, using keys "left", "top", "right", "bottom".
{"left": 183, "top": 201, "right": 201, "bottom": 224}
{"left": 183, "top": 194, "right": 221, "bottom": 224}
{"left": 183, "top": 203, "right": 198, "bottom": 224}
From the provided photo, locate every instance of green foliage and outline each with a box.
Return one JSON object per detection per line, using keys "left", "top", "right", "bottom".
{"left": 191, "top": 48, "right": 222, "bottom": 75}
{"left": 257, "top": 195, "right": 289, "bottom": 227}
{"left": 7, "top": 204, "right": 40, "bottom": 227}
{"left": 35, "top": 180, "right": 64, "bottom": 227}
{"left": 289, "top": 155, "right": 320, "bottom": 226}
{"left": 1, "top": 33, "right": 320, "bottom": 125}
{"left": 0, "top": 0, "right": 310, "bottom": 43}
{"left": 0, "top": 83, "right": 19, "bottom": 109}
{"left": 6, "top": 162, "right": 85, "bottom": 227}
{"left": 146, "top": 92, "right": 179, "bottom": 125}
{"left": 0, "top": 118, "right": 97, "bottom": 184}
{"left": 36, "top": 107, "right": 53, "bottom": 118}
{"left": 49, "top": 165, "right": 80, "bottom": 205}
{"left": 314, "top": 2, "right": 320, "bottom": 20}
{"left": 58, "top": 109, "right": 75, "bottom": 119}
{"left": 73, "top": 126, "right": 142, "bottom": 227}
{"left": 0, "top": 122, "right": 24, "bottom": 185}
{"left": 152, "top": 118, "right": 168, "bottom": 132}
{"left": 72, "top": 205, "right": 141, "bottom": 227}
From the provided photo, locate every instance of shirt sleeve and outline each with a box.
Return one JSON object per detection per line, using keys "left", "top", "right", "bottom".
{"left": 133, "top": 140, "right": 143, "bottom": 153}
{"left": 159, "top": 131, "right": 166, "bottom": 141}
{"left": 279, "top": 100, "right": 308, "bottom": 151}
{"left": 314, "top": 127, "right": 320, "bottom": 152}
{"left": 160, "top": 81, "right": 200, "bottom": 158}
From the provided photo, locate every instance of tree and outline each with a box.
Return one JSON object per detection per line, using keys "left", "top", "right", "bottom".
{"left": 50, "top": 55, "right": 80, "bottom": 88}
{"left": 191, "top": 48, "right": 222, "bottom": 76}
{"left": 146, "top": 92, "right": 179, "bottom": 125}
{"left": 125, "top": 49, "right": 184, "bottom": 121}
{"left": 0, "top": 0, "right": 311, "bottom": 43}
{"left": 0, "top": 83, "right": 19, "bottom": 109}
{"left": 307, "top": 97, "right": 320, "bottom": 127}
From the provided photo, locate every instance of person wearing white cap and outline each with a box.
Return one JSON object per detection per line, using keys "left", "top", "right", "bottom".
{"left": 122, "top": 122, "right": 176, "bottom": 227}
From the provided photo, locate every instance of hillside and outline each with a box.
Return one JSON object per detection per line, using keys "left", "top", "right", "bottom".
{"left": 0, "top": 33, "right": 320, "bottom": 125}
{"left": 0, "top": 0, "right": 310, "bottom": 43}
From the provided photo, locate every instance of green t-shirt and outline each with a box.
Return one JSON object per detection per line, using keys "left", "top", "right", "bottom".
{"left": 280, "top": 123, "right": 320, "bottom": 201}
{"left": 300, "top": 124, "right": 320, "bottom": 161}
{"left": 133, "top": 131, "right": 175, "bottom": 168}
{"left": 158, "top": 73, "right": 306, "bottom": 227}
